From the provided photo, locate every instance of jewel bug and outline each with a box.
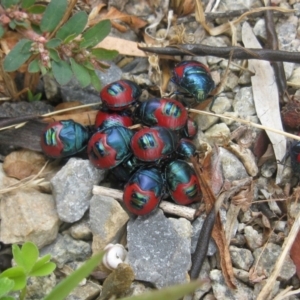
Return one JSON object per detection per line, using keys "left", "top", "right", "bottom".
{"left": 165, "top": 159, "right": 201, "bottom": 205}
{"left": 87, "top": 125, "right": 133, "bottom": 169}
{"left": 41, "top": 120, "right": 89, "bottom": 158}
{"left": 171, "top": 60, "right": 215, "bottom": 103}
{"left": 100, "top": 80, "right": 142, "bottom": 111}
{"left": 176, "top": 138, "right": 196, "bottom": 159}
{"left": 130, "top": 126, "right": 178, "bottom": 162}
{"left": 135, "top": 98, "right": 188, "bottom": 131}
{"left": 123, "top": 167, "right": 164, "bottom": 215}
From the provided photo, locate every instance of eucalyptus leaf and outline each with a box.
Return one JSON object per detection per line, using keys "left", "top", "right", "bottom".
{"left": 0, "top": 266, "right": 26, "bottom": 291}
{"left": 70, "top": 58, "right": 91, "bottom": 88}
{"left": 46, "top": 38, "right": 61, "bottom": 48}
{"left": 28, "top": 59, "right": 40, "bottom": 73}
{"left": 1, "top": 0, "right": 19, "bottom": 9}
{"left": 80, "top": 19, "right": 111, "bottom": 49}
{"left": 26, "top": 4, "right": 46, "bottom": 14}
{"left": 91, "top": 48, "right": 118, "bottom": 61}
{"left": 0, "top": 25, "right": 4, "bottom": 39}
{"left": 56, "top": 11, "right": 88, "bottom": 41}
{"left": 0, "top": 277, "right": 14, "bottom": 297}
{"left": 89, "top": 69, "right": 101, "bottom": 92}
{"left": 44, "top": 252, "right": 104, "bottom": 300}
{"left": 52, "top": 60, "right": 73, "bottom": 85}
{"left": 21, "top": 0, "right": 35, "bottom": 9}
{"left": 40, "top": 0, "right": 68, "bottom": 33}
{"left": 3, "top": 39, "right": 32, "bottom": 72}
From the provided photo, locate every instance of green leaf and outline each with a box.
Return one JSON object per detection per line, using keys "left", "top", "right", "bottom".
{"left": 46, "top": 38, "right": 61, "bottom": 49}
{"left": 0, "top": 266, "right": 26, "bottom": 291}
{"left": 0, "top": 277, "right": 14, "bottom": 297}
{"left": 40, "top": 0, "right": 68, "bottom": 33}
{"left": 28, "top": 59, "right": 40, "bottom": 73}
{"left": 0, "top": 25, "right": 4, "bottom": 39}
{"left": 30, "top": 262, "right": 56, "bottom": 277}
{"left": 1, "top": 0, "right": 19, "bottom": 9}
{"left": 49, "top": 49, "right": 60, "bottom": 62}
{"left": 9, "top": 21, "right": 16, "bottom": 30}
{"left": 70, "top": 58, "right": 91, "bottom": 88}
{"left": 0, "top": 296, "right": 15, "bottom": 300}
{"left": 44, "top": 251, "right": 104, "bottom": 300}
{"left": 80, "top": 19, "right": 111, "bottom": 49}
{"left": 26, "top": 4, "right": 46, "bottom": 14}
{"left": 89, "top": 69, "right": 101, "bottom": 92}
{"left": 40, "top": 64, "right": 48, "bottom": 76}
{"left": 56, "top": 11, "right": 88, "bottom": 41}
{"left": 30, "top": 254, "right": 56, "bottom": 276}
{"left": 52, "top": 59, "right": 73, "bottom": 85}
{"left": 3, "top": 39, "right": 32, "bottom": 72}
{"left": 12, "top": 242, "right": 39, "bottom": 274}
{"left": 14, "top": 20, "right": 29, "bottom": 28}
{"left": 21, "top": 0, "right": 35, "bottom": 9}
{"left": 119, "top": 281, "right": 204, "bottom": 300}
{"left": 91, "top": 48, "right": 118, "bottom": 61}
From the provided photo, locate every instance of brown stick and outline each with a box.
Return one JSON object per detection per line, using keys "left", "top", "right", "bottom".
{"left": 92, "top": 185, "right": 196, "bottom": 221}
{"left": 138, "top": 44, "right": 300, "bottom": 63}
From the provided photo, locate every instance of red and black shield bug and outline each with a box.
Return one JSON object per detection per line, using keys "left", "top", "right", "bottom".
{"left": 123, "top": 167, "right": 164, "bottom": 215}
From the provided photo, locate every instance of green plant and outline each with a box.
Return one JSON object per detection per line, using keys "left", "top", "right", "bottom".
{"left": 0, "top": 0, "right": 118, "bottom": 93}
{"left": 0, "top": 241, "right": 56, "bottom": 300}
{"left": 27, "top": 89, "right": 42, "bottom": 101}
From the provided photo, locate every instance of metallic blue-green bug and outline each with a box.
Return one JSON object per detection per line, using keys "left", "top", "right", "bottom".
{"left": 171, "top": 60, "right": 215, "bottom": 103}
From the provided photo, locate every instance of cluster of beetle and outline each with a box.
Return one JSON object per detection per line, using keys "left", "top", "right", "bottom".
{"left": 40, "top": 60, "right": 216, "bottom": 216}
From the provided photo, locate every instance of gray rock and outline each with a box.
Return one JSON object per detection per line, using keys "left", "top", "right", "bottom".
{"left": 229, "top": 245, "right": 254, "bottom": 271}
{"left": 253, "top": 19, "right": 267, "bottom": 41}
{"left": 219, "top": 147, "right": 249, "bottom": 181}
{"left": 233, "top": 87, "right": 256, "bottom": 119}
{"left": 244, "top": 226, "right": 263, "bottom": 251}
{"left": 253, "top": 243, "right": 296, "bottom": 281}
{"left": 238, "top": 71, "right": 252, "bottom": 85}
{"left": 192, "top": 258, "right": 212, "bottom": 300}
{"left": 0, "top": 189, "right": 59, "bottom": 248}
{"left": 261, "top": 160, "right": 277, "bottom": 178}
{"left": 70, "top": 220, "right": 92, "bottom": 241}
{"left": 253, "top": 280, "right": 280, "bottom": 300}
{"left": 233, "top": 268, "right": 250, "bottom": 283}
{"left": 40, "top": 234, "right": 92, "bottom": 268}
{"left": 210, "top": 269, "right": 254, "bottom": 300}
{"left": 202, "top": 36, "right": 230, "bottom": 65}
{"left": 127, "top": 209, "right": 191, "bottom": 288}
{"left": 223, "top": 72, "right": 239, "bottom": 92}
{"left": 51, "top": 158, "right": 106, "bottom": 223}
{"left": 66, "top": 282, "right": 101, "bottom": 300}
{"left": 204, "top": 123, "right": 231, "bottom": 146}
{"left": 191, "top": 213, "right": 217, "bottom": 256}
{"left": 276, "top": 16, "right": 298, "bottom": 50}
{"left": 0, "top": 101, "right": 53, "bottom": 117}
{"left": 221, "top": 111, "right": 239, "bottom": 126}
{"left": 26, "top": 273, "right": 56, "bottom": 300}
{"left": 59, "top": 63, "right": 122, "bottom": 104}
{"left": 89, "top": 195, "right": 129, "bottom": 252}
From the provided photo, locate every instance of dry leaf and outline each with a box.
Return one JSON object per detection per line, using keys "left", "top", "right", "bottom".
{"left": 170, "top": 0, "right": 195, "bottom": 17}
{"left": 290, "top": 229, "right": 300, "bottom": 278}
{"left": 96, "top": 37, "right": 146, "bottom": 57}
{"left": 191, "top": 155, "right": 237, "bottom": 289}
{"left": 43, "top": 110, "right": 98, "bottom": 126}
{"left": 231, "top": 183, "right": 254, "bottom": 212}
{"left": 3, "top": 149, "right": 47, "bottom": 180}
{"left": 242, "top": 22, "right": 286, "bottom": 183}
{"left": 287, "top": 67, "right": 300, "bottom": 88}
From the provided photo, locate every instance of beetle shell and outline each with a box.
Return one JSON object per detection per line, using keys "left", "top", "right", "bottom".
{"left": 100, "top": 80, "right": 142, "bottom": 111}
{"left": 123, "top": 167, "right": 163, "bottom": 215}
{"left": 135, "top": 98, "right": 188, "bottom": 131}
{"left": 171, "top": 60, "right": 215, "bottom": 102}
{"left": 165, "top": 159, "right": 201, "bottom": 205}
{"left": 41, "top": 120, "right": 89, "bottom": 158}
{"left": 290, "top": 141, "right": 300, "bottom": 174}
{"left": 95, "top": 109, "right": 133, "bottom": 131}
{"left": 130, "top": 126, "right": 178, "bottom": 162}
{"left": 88, "top": 126, "right": 133, "bottom": 169}
{"left": 183, "top": 118, "right": 198, "bottom": 139}
{"left": 176, "top": 138, "right": 196, "bottom": 159}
